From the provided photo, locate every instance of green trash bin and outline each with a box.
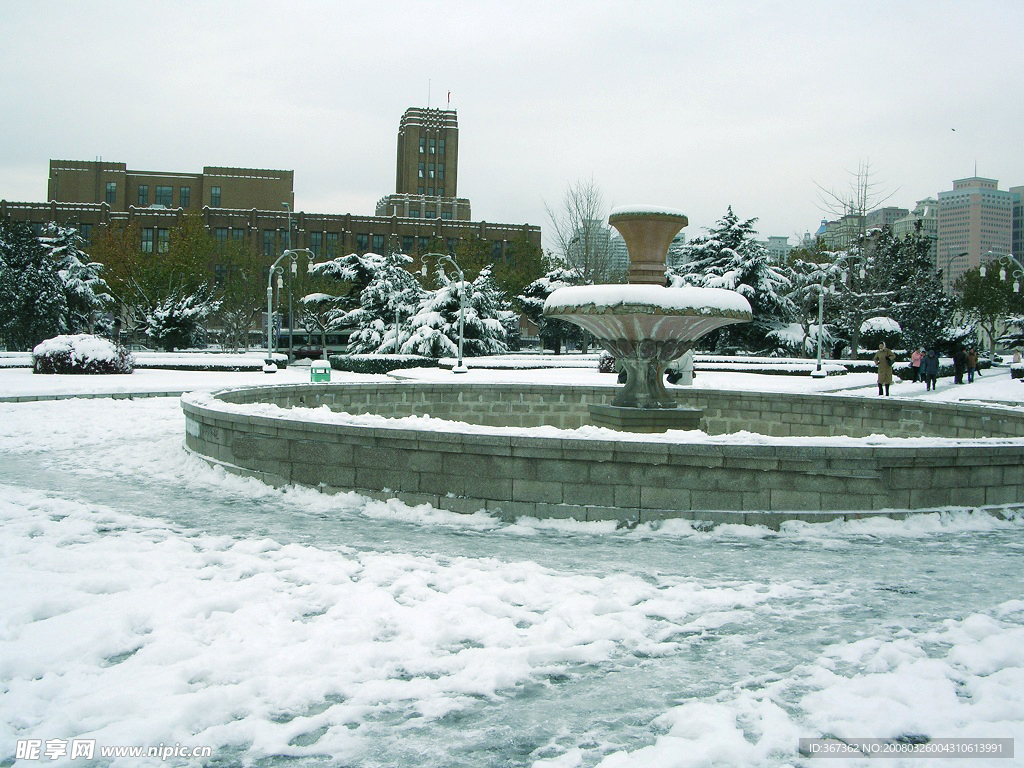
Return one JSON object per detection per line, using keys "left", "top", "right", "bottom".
{"left": 310, "top": 361, "right": 332, "bottom": 383}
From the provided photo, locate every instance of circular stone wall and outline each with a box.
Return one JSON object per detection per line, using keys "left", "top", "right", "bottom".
{"left": 181, "top": 382, "right": 1024, "bottom": 527}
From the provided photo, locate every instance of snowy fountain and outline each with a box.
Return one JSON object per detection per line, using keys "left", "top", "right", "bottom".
{"left": 543, "top": 206, "right": 752, "bottom": 431}
{"left": 182, "top": 210, "right": 1024, "bottom": 525}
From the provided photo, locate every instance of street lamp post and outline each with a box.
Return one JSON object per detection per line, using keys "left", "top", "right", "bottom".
{"left": 811, "top": 282, "right": 826, "bottom": 377}
{"left": 282, "top": 202, "right": 295, "bottom": 360}
{"left": 265, "top": 248, "right": 316, "bottom": 373}
{"left": 981, "top": 252, "right": 1024, "bottom": 293}
{"left": 420, "top": 252, "right": 468, "bottom": 373}
{"left": 944, "top": 249, "right": 967, "bottom": 293}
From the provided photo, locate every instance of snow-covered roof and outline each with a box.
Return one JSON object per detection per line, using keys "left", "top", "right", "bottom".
{"left": 544, "top": 284, "right": 752, "bottom": 317}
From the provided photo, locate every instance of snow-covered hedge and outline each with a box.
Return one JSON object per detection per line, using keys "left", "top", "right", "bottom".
{"left": 32, "top": 334, "right": 134, "bottom": 375}
{"left": 329, "top": 354, "right": 438, "bottom": 375}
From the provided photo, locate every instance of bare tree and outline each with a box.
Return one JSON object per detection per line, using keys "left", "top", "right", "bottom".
{"left": 544, "top": 178, "right": 619, "bottom": 285}
{"left": 814, "top": 161, "right": 898, "bottom": 357}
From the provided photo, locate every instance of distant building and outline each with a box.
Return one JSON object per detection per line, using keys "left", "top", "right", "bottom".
{"left": 376, "top": 107, "right": 470, "bottom": 221}
{"left": 1011, "top": 185, "right": 1024, "bottom": 263}
{"left": 47, "top": 160, "right": 294, "bottom": 213}
{"left": 937, "top": 177, "right": 1013, "bottom": 292}
{"left": 757, "top": 235, "right": 793, "bottom": 263}
{"left": 865, "top": 206, "right": 909, "bottom": 233}
{"left": 1, "top": 107, "right": 540, "bottom": 261}
{"left": 892, "top": 198, "right": 938, "bottom": 265}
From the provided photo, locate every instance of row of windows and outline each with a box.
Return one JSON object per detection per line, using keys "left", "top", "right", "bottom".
{"left": 417, "top": 163, "right": 445, "bottom": 180}
{"left": 141, "top": 227, "right": 170, "bottom": 253}
{"left": 104, "top": 183, "right": 217, "bottom": 208}
{"left": 418, "top": 137, "right": 446, "bottom": 155}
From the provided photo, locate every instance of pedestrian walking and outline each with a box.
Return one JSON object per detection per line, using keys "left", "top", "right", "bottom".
{"left": 953, "top": 346, "right": 967, "bottom": 384}
{"left": 910, "top": 348, "right": 923, "bottom": 382}
{"left": 921, "top": 349, "right": 939, "bottom": 391}
{"left": 873, "top": 342, "right": 896, "bottom": 396}
{"left": 966, "top": 348, "right": 979, "bottom": 383}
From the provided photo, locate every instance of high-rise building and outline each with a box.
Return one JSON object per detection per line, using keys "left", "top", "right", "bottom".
{"left": 865, "top": 206, "right": 909, "bottom": 233}
{"left": 937, "top": 177, "right": 1013, "bottom": 292}
{"left": 1011, "top": 185, "right": 1024, "bottom": 263}
{"left": 376, "top": 107, "right": 471, "bottom": 220}
{"left": 893, "top": 198, "right": 938, "bottom": 265}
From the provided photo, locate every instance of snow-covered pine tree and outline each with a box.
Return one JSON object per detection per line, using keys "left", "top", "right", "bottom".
{"left": 139, "top": 283, "right": 221, "bottom": 352}
{"left": 517, "top": 266, "right": 584, "bottom": 354}
{"left": 309, "top": 251, "right": 384, "bottom": 312}
{"left": 668, "top": 207, "right": 795, "bottom": 353}
{"left": 343, "top": 252, "right": 424, "bottom": 354}
{"left": 299, "top": 292, "right": 346, "bottom": 357}
{"left": 404, "top": 264, "right": 509, "bottom": 357}
{"left": 38, "top": 223, "right": 112, "bottom": 335}
{"left": 0, "top": 221, "right": 67, "bottom": 350}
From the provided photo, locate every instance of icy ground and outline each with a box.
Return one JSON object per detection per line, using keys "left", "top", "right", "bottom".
{"left": 1, "top": 361, "right": 1023, "bottom": 767}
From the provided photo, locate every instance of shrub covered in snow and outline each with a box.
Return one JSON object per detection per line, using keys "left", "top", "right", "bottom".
{"left": 32, "top": 334, "right": 134, "bottom": 375}
{"left": 329, "top": 354, "right": 437, "bottom": 375}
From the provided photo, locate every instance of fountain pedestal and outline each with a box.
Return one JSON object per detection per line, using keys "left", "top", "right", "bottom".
{"left": 544, "top": 206, "right": 751, "bottom": 432}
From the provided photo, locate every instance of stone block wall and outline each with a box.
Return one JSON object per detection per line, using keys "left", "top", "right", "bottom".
{"left": 182, "top": 382, "right": 1024, "bottom": 526}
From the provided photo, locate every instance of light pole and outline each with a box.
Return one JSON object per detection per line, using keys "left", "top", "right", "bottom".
{"left": 282, "top": 202, "right": 295, "bottom": 359}
{"left": 811, "top": 280, "right": 826, "bottom": 377}
{"left": 944, "top": 249, "right": 967, "bottom": 293}
{"left": 265, "top": 248, "right": 316, "bottom": 373}
{"left": 420, "top": 252, "right": 468, "bottom": 373}
{"left": 980, "top": 252, "right": 1024, "bottom": 293}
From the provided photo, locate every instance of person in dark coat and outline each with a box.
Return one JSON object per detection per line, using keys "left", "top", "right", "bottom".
{"left": 873, "top": 343, "right": 896, "bottom": 396}
{"left": 921, "top": 349, "right": 940, "bottom": 391}
{"left": 953, "top": 346, "right": 967, "bottom": 384}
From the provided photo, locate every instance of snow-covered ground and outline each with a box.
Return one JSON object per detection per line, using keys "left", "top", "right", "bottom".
{"left": 1, "top": 359, "right": 1023, "bottom": 767}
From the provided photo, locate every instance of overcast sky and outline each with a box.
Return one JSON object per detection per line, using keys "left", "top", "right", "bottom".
{"left": 3, "top": 0, "right": 1023, "bottom": 250}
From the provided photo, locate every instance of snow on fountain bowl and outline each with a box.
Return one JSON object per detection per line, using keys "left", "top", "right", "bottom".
{"left": 544, "top": 206, "right": 752, "bottom": 430}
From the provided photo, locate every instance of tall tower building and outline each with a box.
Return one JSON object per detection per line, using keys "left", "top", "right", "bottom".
{"left": 377, "top": 107, "right": 471, "bottom": 220}
{"left": 937, "top": 177, "right": 1012, "bottom": 292}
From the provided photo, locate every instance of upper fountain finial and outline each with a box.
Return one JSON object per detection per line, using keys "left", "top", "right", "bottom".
{"left": 608, "top": 205, "right": 688, "bottom": 285}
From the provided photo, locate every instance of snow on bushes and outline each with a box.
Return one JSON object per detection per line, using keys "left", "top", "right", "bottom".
{"left": 32, "top": 334, "right": 134, "bottom": 375}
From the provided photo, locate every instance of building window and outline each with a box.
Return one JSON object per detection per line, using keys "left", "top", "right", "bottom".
{"left": 77, "top": 224, "right": 93, "bottom": 243}
{"left": 419, "top": 137, "right": 425, "bottom": 154}
{"left": 426, "top": 208, "right": 436, "bottom": 218}
{"left": 155, "top": 186, "right": 172, "bottom": 207}
{"left": 402, "top": 235, "right": 414, "bottom": 252}
{"left": 439, "top": 139, "right": 445, "bottom": 155}
{"left": 214, "top": 265, "right": 228, "bottom": 284}
{"left": 355, "top": 233, "right": 369, "bottom": 252}
{"left": 179, "top": 186, "right": 191, "bottom": 208}
{"left": 157, "top": 229, "right": 170, "bottom": 253}
{"left": 428, "top": 163, "right": 435, "bottom": 179}
{"left": 105, "top": 182, "right": 117, "bottom": 205}
{"left": 210, "top": 186, "right": 221, "bottom": 207}
{"left": 418, "top": 163, "right": 425, "bottom": 179}
{"left": 232, "top": 228, "right": 244, "bottom": 241}
{"left": 417, "top": 186, "right": 424, "bottom": 195}
{"left": 441, "top": 212, "right": 452, "bottom": 220}
{"left": 137, "top": 185, "right": 149, "bottom": 206}
{"left": 215, "top": 227, "right": 228, "bottom": 247}
{"left": 372, "top": 234, "right": 384, "bottom": 253}
{"left": 438, "top": 164, "right": 445, "bottom": 181}
{"left": 263, "top": 230, "right": 276, "bottom": 256}
{"left": 409, "top": 209, "right": 420, "bottom": 218}
{"left": 446, "top": 238, "right": 457, "bottom": 253}
{"left": 310, "top": 232, "right": 322, "bottom": 257}
{"left": 325, "top": 232, "right": 339, "bottom": 256}
{"left": 141, "top": 228, "right": 154, "bottom": 253}
{"left": 418, "top": 236, "right": 430, "bottom": 252}
{"left": 429, "top": 138, "right": 436, "bottom": 154}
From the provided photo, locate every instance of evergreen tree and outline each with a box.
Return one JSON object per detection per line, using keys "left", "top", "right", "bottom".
{"left": 404, "top": 264, "right": 508, "bottom": 357}
{"left": 309, "top": 251, "right": 382, "bottom": 312}
{"left": 343, "top": 252, "right": 424, "bottom": 354}
{"left": 0, "top": 221, "right": 67, "bottom": 350}
{"left": 39, "top": 223, "right": 112, "bottom": 334}
{"left": 139, "top": 283, "right": 221, "bottom": 352}
{"left": 517, "top": 266, "right": 584, "bottom": 354}
{"left": 668, "top": 207, "right": 795, "bottom": 353}
{"left": 299, "top": 293, "right": 346, "bottom": 357}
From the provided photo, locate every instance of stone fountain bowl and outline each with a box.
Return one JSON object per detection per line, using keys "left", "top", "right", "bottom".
{"left": 544, "top": 284, "right": 752, "bottom": 361}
